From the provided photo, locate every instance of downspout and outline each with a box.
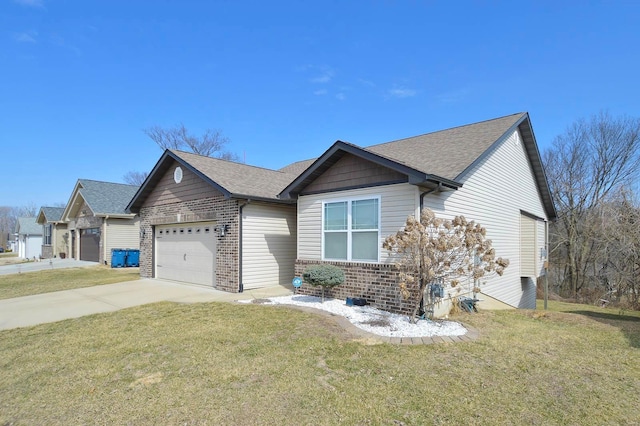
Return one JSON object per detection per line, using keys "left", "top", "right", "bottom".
{"left": 419, "top": 188, "right": 437, "bottom": 214}
{"left": 418, "top": 188, "right": 437, "bottom": 317}
{"left": 238, "top": 200, "right": 251, "bottom": 292}
{"left": 104, "top": 216, "right": 109, "bottom": 265}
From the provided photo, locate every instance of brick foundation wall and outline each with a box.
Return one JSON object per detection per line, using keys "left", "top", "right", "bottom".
{"left": 41, "top": 246, "right": 53, "bottom": 259}
{"left": 139, "top": 195, "right": 240, "bottom": 292}
{"left": 294, "top": 260, "right": 420, "bottom": 316}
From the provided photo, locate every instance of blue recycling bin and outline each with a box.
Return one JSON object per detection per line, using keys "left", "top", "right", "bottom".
{"left": 111, "top": 249, "right": 126, "bottom": 268}
{"left": 125, "top": 249, "right": 140, "bottom": 267}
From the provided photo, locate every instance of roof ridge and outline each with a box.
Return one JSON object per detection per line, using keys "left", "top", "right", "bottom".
{"left": 367, "top": 112, "right": 526, "bottom": 148}
{"left": 171, "top": 150, "right": 293, "bottom": 176}
{"left": 79, "top": 178, "right": 139, "bottom": 188}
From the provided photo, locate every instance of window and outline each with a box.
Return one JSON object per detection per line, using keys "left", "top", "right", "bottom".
{"left": 323, "top": 197, "right": 380, "bottom": 262}
{"left": 44, "top": 224, "right": 52, "bottom": 245}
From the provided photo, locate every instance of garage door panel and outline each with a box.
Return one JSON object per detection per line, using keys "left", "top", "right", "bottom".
{"left": 155, "top": 222, "right": 216, "bottom": 287}
{"left": 80, "top": 228, "right": 100, "bottom": 262}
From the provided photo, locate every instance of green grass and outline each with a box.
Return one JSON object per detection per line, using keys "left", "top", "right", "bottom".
{"left": 0, "top": 266, "right": 140, "bottom": 300}
{"left": 1, "top": 295, "right": 638, "bottom": 425}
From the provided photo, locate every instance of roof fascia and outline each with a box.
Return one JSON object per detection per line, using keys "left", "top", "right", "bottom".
{"left": 36, "top": 208, "right": 46, "bottom": 224}
{"left": 454, "top": 113, "right": 529, "bottom": 182}
{"left": 518, "top": 116, "right": 558, "bottom": 220}
{"left": 61, "top": 181, "right": 88, "bottom": 222}
{"left": 454, "top": 113, "right": 557, "bottom": 221}
{"left": 93, "top": 213, "right": 137, "bottom": 219}
{"left": 126, "top": 150, "right": 233, "bottom": 213}
{"left": 230, "top": 194, "right": 296, "bottom": 204}
{"left": 279, "top": 141, "right": 436, "bottom": 199}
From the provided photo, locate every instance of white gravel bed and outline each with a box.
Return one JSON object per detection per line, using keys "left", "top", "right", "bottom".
{"left": 239, "top": 295, "right": 467, "bottom": 338}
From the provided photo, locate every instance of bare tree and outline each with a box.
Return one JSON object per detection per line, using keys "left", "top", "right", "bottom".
{"left": 596, "top": 190, "right": 640, "bottom": 309}
{"left": 123, "top": 171, "right": 148, "bottom": 186}
{"left": 144, "top": 123, "right": 237, "bottom": 159}
{"left": 544, "top": 112, "right": 640, "bottom": 299}
{"left": 383, "top": 209, "right": 508, "bottom": 322}
{"left": 0, "top": 204, "right": 40, "bottom": 249}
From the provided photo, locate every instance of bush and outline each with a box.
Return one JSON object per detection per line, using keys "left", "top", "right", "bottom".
{"left": 302, "top": 264, "right": 345, "bottom": 302}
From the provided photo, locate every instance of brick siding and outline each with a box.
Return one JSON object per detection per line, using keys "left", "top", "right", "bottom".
{"left": 294, "top": 260, "right": 420, "bottom": 315}
{"left": 139, "top": 195, "right": 240, "bottom": 292}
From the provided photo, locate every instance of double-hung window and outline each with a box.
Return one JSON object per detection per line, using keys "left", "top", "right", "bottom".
{"left": 44, "top": 224, "right": 52, "bottom": 246}
{"left": 323, "top": 197, "right": 380, "bottom": 262}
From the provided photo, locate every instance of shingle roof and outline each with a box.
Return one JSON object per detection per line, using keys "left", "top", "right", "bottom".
{"left": 364, "top": 113, "right": 525, "bottom": 181}
{"left": 278, "top": 112, "right": 556, "bottom": 219}
{"left": 279, "top": 159, "right": 316, "bottom": 175}
{"left": 16, "top": 217, "right": 42, "bottom": 235}
{"left": 169, "top": 150, "right": 299, "bottom": 199}
{"left": 39, "top": 206, "right": 65, "bottom": 223}
{"left": 129, "top": 112, "right": 555, "bottom": 220}
{"left": 77, "top": 179, "right": 140, "bottom": 215}
{"left": 278, "top": 113, "right": 525, "bottom": 182}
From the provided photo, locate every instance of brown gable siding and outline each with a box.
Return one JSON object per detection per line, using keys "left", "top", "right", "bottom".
{"left": 142, "top": 159, "right": 221, "bottom": 207}
{"left": 301, "top": 153, "right": 407, "bottom": 194}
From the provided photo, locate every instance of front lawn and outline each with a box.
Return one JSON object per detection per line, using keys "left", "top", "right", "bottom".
{"left": 0, "top": 297, "right": 638, "bottom": 425}
{"left": 0, "top": 266, "right": 140, "bottom": 300}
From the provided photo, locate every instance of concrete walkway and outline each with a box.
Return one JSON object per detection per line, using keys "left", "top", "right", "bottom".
{"left": 0, "top": 278, "right": 293, "bottom": 331}
{"left": 0, "top": 258, "right": 99, "bottom": 275}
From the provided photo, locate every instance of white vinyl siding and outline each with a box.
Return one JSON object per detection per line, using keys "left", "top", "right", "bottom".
{"left": 298, "top": 183, "right": 417, "bottom": 263}
{"left": 103, "top": 218, "right": 140, "bottom": 265}
{"left": 422, "top": 129, "right": 547, "bottom": 308}
{"left": 520, "top": 215, "right": 536, "bottom": 277}
{"left": 242, "top": 203, "right": 297, "bottom": 290}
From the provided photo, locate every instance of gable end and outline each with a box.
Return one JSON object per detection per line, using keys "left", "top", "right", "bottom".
{"left": 142, "top": 159, "right": 221, "bottom": 207}
{"left": 301, "top": 152, "right": 408, "bottom": 195}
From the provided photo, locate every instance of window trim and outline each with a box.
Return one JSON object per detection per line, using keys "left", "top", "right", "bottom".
{"left": 44, "top": 223, "right": 52, "bottom": 246}
{"left": 321, "top": 195, "right": 381, "bottom": 263}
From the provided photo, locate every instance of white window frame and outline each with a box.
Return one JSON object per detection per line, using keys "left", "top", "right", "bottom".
{"left": 322, "top": 195, "right": 381, "bottom": 263}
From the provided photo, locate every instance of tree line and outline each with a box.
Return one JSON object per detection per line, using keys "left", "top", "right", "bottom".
{"left": 544, "top": 111, "right": 640, "bottom": 310}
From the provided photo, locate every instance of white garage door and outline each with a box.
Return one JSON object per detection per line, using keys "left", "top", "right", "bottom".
{"left": 155, "top": 222, "right": 216, "bottom": 287}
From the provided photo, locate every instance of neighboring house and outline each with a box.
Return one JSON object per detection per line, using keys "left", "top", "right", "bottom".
{"left": 15, "top": 217, "right": 43, "bottom": 260}
{"left": 61, "top": 179, "right": 140, "bottom": 265}
{"left": 36, "top": 206, "right": 69, "bottom": 259}
{"left": 126, "top": 150, "right": 298, "bottom": 292}
{"left": 127, "top": 112, "right": 555, "bottom": 318}
{"left": 279, "top": 112, "right": 556, "bottom": 316}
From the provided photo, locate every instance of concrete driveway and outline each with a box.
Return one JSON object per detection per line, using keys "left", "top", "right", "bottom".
{"left": 0, "top": 278, "right": 293, "bottom": 330}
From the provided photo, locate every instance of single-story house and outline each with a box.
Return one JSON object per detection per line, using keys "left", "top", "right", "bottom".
{"left": 36, "top": 206, "right": 68, "bottom": 259}
{"left": 61, "top": 179, "right": 140, "bottom": 264}
{"left": 15, "top": 217, "right": 43, "bottom": 260}
{"left": 128, "top": 112, "right": 555, "bottom": 317}
{"left": 126, "top": 150, "right": 298, "bottom": 292}
{"left": 280, "top": 112, "right": 556, "bottom": 316}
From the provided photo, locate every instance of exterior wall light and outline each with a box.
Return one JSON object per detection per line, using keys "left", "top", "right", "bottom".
{"left": 215, "top": 224, "right": 229, "bottom": 237}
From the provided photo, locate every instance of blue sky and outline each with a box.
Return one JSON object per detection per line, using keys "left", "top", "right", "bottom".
{"left": 2, "top": 0, "right": 639, "bottom": 208}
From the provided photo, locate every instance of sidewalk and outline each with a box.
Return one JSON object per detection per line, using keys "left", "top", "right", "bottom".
{"left": 0, "top": 258, "right": 99, "bottom": 275}
{"left": 0, "top": 278, "right": 293, "bottom": 330}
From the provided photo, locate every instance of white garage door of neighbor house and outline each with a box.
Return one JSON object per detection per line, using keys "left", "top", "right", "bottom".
{"left": 155, "top": 222, "right": 216, "bottom": 287}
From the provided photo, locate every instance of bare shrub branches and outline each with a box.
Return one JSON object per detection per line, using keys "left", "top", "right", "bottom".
{"left": 383, "top": 208, "right": 508, "bottom": 322}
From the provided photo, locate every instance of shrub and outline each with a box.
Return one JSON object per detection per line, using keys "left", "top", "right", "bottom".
{"left": 302, "top": 264, "right": 345, "bottom": 302}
